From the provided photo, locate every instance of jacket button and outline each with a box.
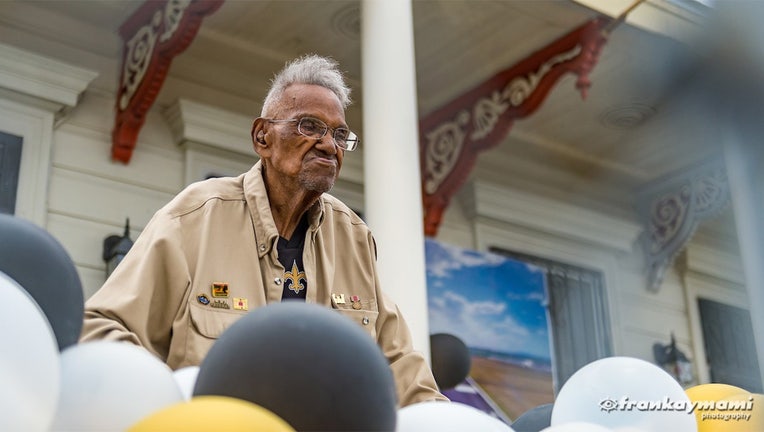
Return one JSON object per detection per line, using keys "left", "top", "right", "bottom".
{"left": 274, "top": 277, "right": 282, "bottom": 285}
{"left": 362, "top": 317, "right": 370, "bottom": 325}
{"left": 259, "top": 244, "right": 266, "bottom": 251}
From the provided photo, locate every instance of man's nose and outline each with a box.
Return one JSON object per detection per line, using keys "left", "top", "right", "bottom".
{"left": 315, "top": 134, "right": 339, "bottom": 155}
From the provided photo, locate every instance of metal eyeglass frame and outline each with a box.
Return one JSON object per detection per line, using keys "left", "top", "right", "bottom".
{"left": 266, "top": 117, "right": 359, "bottom": 151}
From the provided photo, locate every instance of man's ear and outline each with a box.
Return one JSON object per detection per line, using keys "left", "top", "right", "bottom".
{"left": 251, "top": 118, "right": 269, "bottom": 155}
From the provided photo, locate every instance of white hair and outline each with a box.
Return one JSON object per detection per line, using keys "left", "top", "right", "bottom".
{"left": 261, "top": 54, "right": 352, "bottom": 116}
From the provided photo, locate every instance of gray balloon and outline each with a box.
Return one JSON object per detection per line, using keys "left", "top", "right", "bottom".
{"left": 430, "top": 333, "right": 471, "bottom": 390}
{"left": 0, "top": 214, "right": 83, "bottom": 350}
{"left": 511, "top": 403, "right": 554, "bottom": 432}
{"left": 194, "top": 301, "right": 398, "bottom": 431}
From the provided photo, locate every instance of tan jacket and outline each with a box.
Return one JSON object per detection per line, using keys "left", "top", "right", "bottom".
{"left": 81, "top": 161, "right": 446, "bottom": 406}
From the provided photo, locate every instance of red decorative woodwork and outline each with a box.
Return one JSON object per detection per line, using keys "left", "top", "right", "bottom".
{"left": 419, "top": 17, "right": 610, "bottom": 236}
{"left": 112, "top": 0, "right": 224, "bottom": 163}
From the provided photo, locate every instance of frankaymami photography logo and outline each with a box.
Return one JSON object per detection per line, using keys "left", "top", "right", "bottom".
{"left": 599, "top": 396, "right": 755, "bottom": 422}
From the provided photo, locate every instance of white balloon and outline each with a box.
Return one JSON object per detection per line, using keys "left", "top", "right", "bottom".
{"left": 0, "top": 271, "right": 61, "bottom": 432}
{"left": 551, "top": 357, "right": 697, "bottom": 432}
{"left": 397, "top": 401, "right": 515, "bottom": 432}
{"left": 51, "top": 341, "right": 184, "bottom": 432}
{"left": 541, "top": 421, "right": 614, "bottom": 432}
{"left": 173, "top": 365, "right": 200, "bottom": 401}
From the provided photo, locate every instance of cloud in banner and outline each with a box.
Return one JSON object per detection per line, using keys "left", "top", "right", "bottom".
{"left": 426, "top": 239, "right": 509, "bottom": 278}
{"left": 425, "top": 239, "right": 550, "bottom": 360}
{"left": 429, "top": 290, "right": 539, "bottom": 355}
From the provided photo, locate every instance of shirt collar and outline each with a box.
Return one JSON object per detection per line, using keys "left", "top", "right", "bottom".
{"left": 244, "top": 160, "right": 325, "bottom": 258}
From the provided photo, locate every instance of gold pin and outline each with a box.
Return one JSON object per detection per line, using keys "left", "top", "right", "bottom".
{"left": 211, "top": 282, "right": 229, "bottom": 298}
{"left": 332, "top": 293, "right": 346, "bottom": 305}
{"left": 351, "top": 295, "right": 362, "bottom": 310}
{"left": 233, "top": 297, "right": 248, "bottom": 311}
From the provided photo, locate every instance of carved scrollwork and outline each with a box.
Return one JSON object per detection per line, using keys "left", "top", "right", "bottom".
{"left": 649, "top": 185, "right": 691, "bottom": 255}
{"left": 639, "top": 160, "right": 730, "bottom": 292}
{"left": 468, "top": 45, "right": 583, "bottom": 142}
{"left": 113, "top": 0, "right": 224, "bottom": 163}
{"left": 503, "top": 44, "right": 581, "bottom": 108}
{"left": 419, "top": 18, "right": 609, "bottom": 237}
{"left": 119, "top": 11, "right": 162, "bottom": 110}
{"left": 161, "top": 0, "right": 192, "bottom": 42}
{"left": 471, "top": 91, "right": 509, "bottom": 141}
{"left": 424, "top": 110, "right": 470, "bottom": 194}
{"left": 694, "top": 168, "right": 729, "bottom": 218}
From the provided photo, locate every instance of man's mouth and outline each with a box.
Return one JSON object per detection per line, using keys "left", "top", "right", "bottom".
{"left": 305, "top": 154, "right": 337, "bottom": 167}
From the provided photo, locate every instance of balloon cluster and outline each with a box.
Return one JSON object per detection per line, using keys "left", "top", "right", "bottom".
{"left": 0, "top": 217, "right": 397, "bottom": 431}
{"left": 0, "top": 215, "right": 387, "bottom": 431}
{"left": 510, "top": 356, "right": 763, "bottom": 432}
{"left": 3, "top": 214, "right": 761, "bottom": 432}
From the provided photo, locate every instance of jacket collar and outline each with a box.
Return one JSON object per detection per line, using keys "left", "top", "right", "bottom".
{"left": 244, "top": 161, "right": 325, "bottom": 258}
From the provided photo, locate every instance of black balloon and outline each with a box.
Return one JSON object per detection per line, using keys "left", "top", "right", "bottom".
{"left": 0, "top": 214, "right": 83, "bottom": 350}
{"left": 510, "top": 403, "right": 554, "bottom": 432}
{"left": 193, "top": 301, "right": 397, "bottom": 431}
{"left": 430, "top": 333, "right": 471, "bottom": 390}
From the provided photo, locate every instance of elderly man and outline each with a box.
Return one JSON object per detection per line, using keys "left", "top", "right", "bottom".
{"left": 81, "top": 54, "right": 447, "bottom": 406}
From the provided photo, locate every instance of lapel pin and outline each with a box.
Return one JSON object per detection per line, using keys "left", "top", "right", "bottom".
{"left": 351, "top": 295, "right": 362, "bottom": 310}
{"left": 211, "top": 299, "right": 230, "bottom": 309}
{"left": 332, "top": 293, "right": 346, "bottom": 305}
{"left": 211, "top": 282, "right": 229, "bottom": 298}
{"left": 233, "top": 297, "right": 248, "bottom": 311}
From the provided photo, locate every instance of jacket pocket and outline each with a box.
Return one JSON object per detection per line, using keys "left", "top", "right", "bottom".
{"left": 334, "top": 308, "right": 379, "bottom": 341}
{"left": 189, "top": 302, "right": 243, "bottom": 339}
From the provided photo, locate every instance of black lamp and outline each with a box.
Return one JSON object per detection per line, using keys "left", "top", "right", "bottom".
{"left": 102, "top": 218, "right": 133, "bottom": 278}
{"left": 653, "top": 332, "right": 693, "bottom": 385}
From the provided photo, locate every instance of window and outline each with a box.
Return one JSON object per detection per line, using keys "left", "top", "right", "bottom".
{"left": 0, "top": 132, "right": 22, "bottom": 214}
{"left": 490, "top": 247, "right": 613, "bottom": 392}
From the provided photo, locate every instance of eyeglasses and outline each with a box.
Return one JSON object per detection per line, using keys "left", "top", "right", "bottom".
{"left": 266, "top": 117, "right": 359, "bottom": 151}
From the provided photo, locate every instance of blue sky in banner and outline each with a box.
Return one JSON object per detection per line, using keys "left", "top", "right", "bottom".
{"left": 425, "top": 238, "right": 550, "bottom": 361}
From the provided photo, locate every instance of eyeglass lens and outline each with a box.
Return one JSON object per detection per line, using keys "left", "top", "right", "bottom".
{"left": 298, "top": 118, "right": 357, "bottom": 149}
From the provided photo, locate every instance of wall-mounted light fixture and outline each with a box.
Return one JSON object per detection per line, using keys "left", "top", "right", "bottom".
{"left": 653, "top": 332, "right": 694, "bottom": 385}
{"left": 102, "top": 218, "right": 133, "bottom": 278}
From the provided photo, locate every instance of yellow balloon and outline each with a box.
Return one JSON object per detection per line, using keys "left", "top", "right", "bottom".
{"left": 693, "top": 392, "right": 763, "bottom": 432}
{"left": 686, "top": 383, "right": 749, "bottom": 402}
{"left": 686, "top": 383, "right": 762, "bottom": 432}
{"left": 686, "top": 383, "right": 748, "bottom": 430}
{"left": 127, "top": 396, "right": 295, "bottom": 432}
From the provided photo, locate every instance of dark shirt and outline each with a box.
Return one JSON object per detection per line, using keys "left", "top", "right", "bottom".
{"left": 277, "top": 214, "right": 309, "bottom": 300}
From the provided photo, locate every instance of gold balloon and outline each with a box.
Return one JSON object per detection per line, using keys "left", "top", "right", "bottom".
{"left": 686, "top": 383, "right": 749, "bottom": 402}
{"left": 701, "top": 392, "right": 763, "bottom": 432}
{"left": 127, "top": 396, "right": 295, "bottom": 432}
{"left": 686, "top": 383, "right": 759, "bottom": 432}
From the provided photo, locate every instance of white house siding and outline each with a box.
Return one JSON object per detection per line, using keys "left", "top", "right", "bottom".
{"left": 48, "top": 102, "right": 184, "bottom": 298}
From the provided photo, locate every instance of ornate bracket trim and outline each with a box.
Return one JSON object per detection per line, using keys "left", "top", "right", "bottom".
{"left": 419, "top": 17, "right": 610, "bottom": 237}
{"left": 637, "top": 159, "right": 731, "bottom": 292}
{"left": 111, "top": 0, "right": 224, "bottom": 164}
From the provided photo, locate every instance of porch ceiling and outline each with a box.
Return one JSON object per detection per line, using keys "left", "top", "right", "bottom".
{"left": 12, "top": 0, "right": 736, "bottom": 242}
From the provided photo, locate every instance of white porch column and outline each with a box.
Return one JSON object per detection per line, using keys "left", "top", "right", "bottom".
{"left": 361, "top": 0, "right": 431, "bottom": 362}
{"left": 723, "top": 137, "right": 764, "bottom": 389}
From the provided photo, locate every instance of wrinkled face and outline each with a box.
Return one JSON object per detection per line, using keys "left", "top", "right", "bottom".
{"left": 253, "top": 84, "right": 346, "bottom": 194}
